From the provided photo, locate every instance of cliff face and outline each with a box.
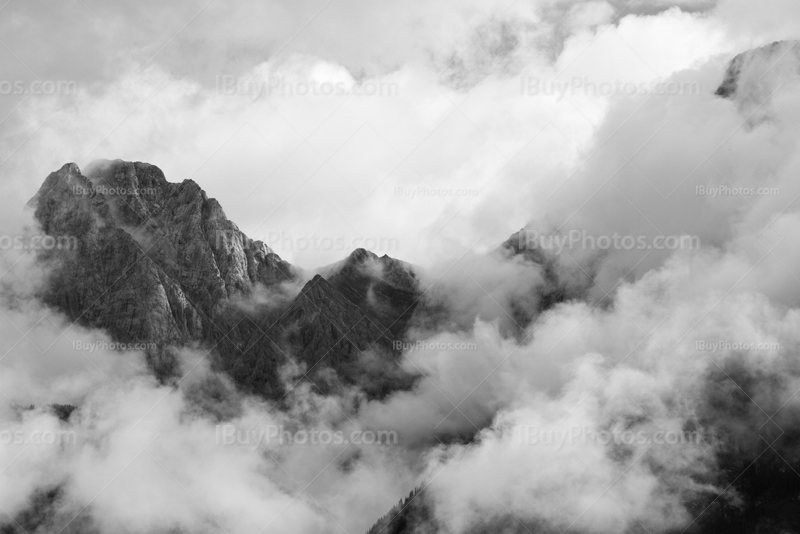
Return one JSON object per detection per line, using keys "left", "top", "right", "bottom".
{"left": 30, "top": 160, "right": 419, "bottom": 399}
{"left": 324, "top": 248, "right": 421, "bottom": 338}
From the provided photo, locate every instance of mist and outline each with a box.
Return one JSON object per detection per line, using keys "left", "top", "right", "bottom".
{"left": 3, "top": 1, "right": 800, "bottom": 533}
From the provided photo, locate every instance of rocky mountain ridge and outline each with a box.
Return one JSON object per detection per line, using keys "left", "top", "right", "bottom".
{"left": 29, "top": 160, "right": 421, "bottom": 399}
{"left": 24, "top": 38, "right": 795, "bottom": 530}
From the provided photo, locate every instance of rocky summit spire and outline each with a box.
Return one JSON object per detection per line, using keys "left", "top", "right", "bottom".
{"left": 30, "top": 160, "right": 419, "bottom": 399}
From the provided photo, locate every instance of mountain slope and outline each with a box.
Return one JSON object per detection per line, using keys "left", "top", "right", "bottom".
{"left": 323, "top": 248, "right": 421, "bottom": 338}
{"left": 29, "top": 160, "right": 419, "bottom": 399}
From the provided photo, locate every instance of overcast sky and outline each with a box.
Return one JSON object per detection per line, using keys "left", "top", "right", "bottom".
{"left": 6, "top": 3, "right": 800, "bottom": 533}
{"left": 1, "top": 0, "right": 799, "bottom": 268}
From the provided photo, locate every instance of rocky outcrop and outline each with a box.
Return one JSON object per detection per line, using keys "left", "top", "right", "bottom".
{"left": 30, "top": 161, "right": 562, "bottom": 401}
{"left": 716, "top": 40, "right": 800, "bottom": 122}
{"left": 30, "top": 160, "right": 418, "bottom": 398}
{"left": 323, "top": 248, "right": 420, "bottom": 338}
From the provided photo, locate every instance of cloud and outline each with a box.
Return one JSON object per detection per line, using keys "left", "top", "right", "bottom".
{"left": 423, "top": 248, "right": 800, "bottom": 532}
{"left": 3, "top": 1, "right": 800, "bottom": 533}
{"left": 3, "top": 4, "right": 730, "bottom": 269}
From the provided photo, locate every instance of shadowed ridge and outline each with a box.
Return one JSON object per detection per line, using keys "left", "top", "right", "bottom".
{"left": 29, "top": 161, "right": 416, "bottom": 400}
{"left": 325, "top": 248, "right": 421, "bottom": 338}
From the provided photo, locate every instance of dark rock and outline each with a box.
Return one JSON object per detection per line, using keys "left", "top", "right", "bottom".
{"left": 29, "top": 160, "right": 418, "bottom": 399}
{"left": 324, "top": 248, "right": 421, "bottom": 338}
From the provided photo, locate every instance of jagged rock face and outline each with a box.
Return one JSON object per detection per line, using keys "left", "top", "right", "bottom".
{"left": 273, "top": 273, "right": 417, "bottom": 397}
{"left": 716, "top": 40, "right": 800, "bottom": 122}
{"left": 30, "top": 160, "right": 418, "bottom": 399}
{"left": 324, "top": 248, "right": 420, "bottom": 338}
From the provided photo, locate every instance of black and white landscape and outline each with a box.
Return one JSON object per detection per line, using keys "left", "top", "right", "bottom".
{"left": 3, "top": 1, "right": 800, "bottom": 533}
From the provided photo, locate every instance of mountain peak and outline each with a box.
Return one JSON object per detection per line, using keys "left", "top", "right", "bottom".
{"left": 29, "top": 161, "right": 417, "bottom": 399}
{"left": 346, "top": 247, "right": 378, "bottom": 264}
{"left": 715, "top": 40, "right": 800, "bottom": 118}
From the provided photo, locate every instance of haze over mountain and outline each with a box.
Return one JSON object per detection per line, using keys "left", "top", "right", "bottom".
{"left": 9, "top": 38, "right": 800, "bottom": 530}
{"left": 28, "top": 159, "right": 429, "bottom": 398}
{"left": 3, "top": 1, "right": 800, "bottom": 533}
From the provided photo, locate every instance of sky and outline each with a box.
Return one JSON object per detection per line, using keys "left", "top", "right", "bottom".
{"left": 4, "top": 1, "right": 800, "bottom": 534}
{"left": 1, "top": 0, "right": 797, "bottom": 269}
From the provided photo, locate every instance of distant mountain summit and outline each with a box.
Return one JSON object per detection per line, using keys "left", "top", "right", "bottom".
{"left": 29, "top": 159, "right": 419, "bottom": 399}
{"left": 25, "top": 39, "right": 800, "bottom": 534}
{"left": 716, "top": 40, "right": 800, "bottom": 122}
{"left": 361, "top": 39, "right": 800, "bottom": 534}
{"left": 322, "top": 248, "right": 420, "bottom": 338}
